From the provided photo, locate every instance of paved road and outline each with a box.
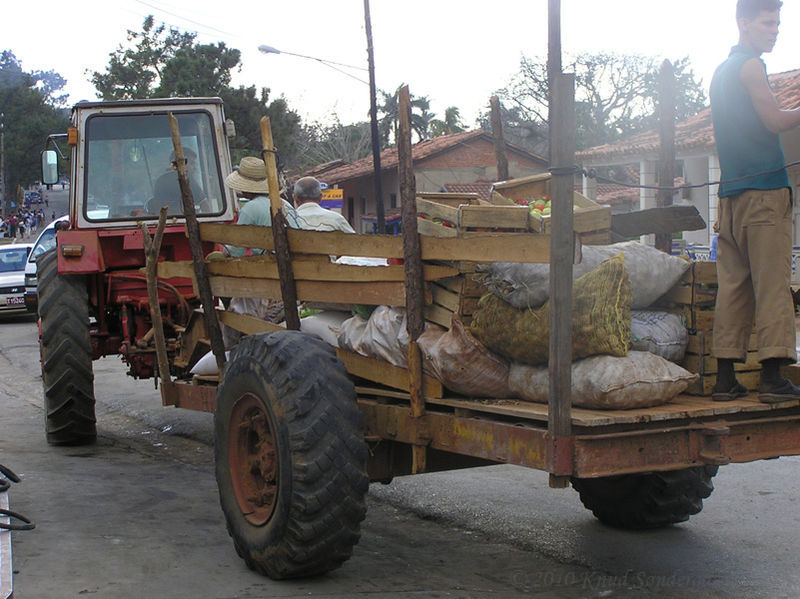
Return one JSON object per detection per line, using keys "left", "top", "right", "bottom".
{"left": 1, "top": 315, "right": 799, "bottom": 598}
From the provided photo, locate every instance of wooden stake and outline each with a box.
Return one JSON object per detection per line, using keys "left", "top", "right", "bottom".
{"left": 656, "top": 59, "right": 676, "bottom": 253}
{"left": 168, "top": 113, "right": 226, "bottom": 372}
{"left": 260, "top": 116, "right": 300, "bottom": 331}
{"left": 398, "top": 85, "right": 427, "bottom": 474}
{"left": 490, "top": 96, "right": 509, "bottom": 181}
{"left": 140, "top": 207, "right": 172, "bottom": 390}
{"left": 547, "top": 0, "right": 575, "bottom": 482}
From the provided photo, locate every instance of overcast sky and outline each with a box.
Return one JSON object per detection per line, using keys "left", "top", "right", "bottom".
{"left": 3, "top": 1, "right": 799, "bottom": 127}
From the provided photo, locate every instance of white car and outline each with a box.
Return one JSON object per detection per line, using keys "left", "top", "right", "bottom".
{"left": 24, "top": 216, "right": 69, "bottom": 313}
{"left": 0, "top": 243, "right": 33, "bottom": 314}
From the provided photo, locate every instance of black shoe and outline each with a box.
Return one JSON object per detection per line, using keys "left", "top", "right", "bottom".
{"left": 758, "top": 378, "right": 800, "bottom": 404}
{"left": 711, "top": 381, "right": 749, "bottom": 402}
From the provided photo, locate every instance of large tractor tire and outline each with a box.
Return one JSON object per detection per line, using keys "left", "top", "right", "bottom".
{"left": 571, "top": 465, "right": 719, "bottom": 529}
{"left": 215, "top": 331, "right": 369, "bottom": 579}
{"left": 38, "top": 250, "right": 97, "bottom": 445}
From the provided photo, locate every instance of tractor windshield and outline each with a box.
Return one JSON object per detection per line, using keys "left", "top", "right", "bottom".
{"left": 83, "top": 111, "right": 226, "bottom": 221}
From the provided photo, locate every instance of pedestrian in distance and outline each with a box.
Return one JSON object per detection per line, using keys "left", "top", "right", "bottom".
{"left": 710, "top": 0, "right": 800, "bottom": 403}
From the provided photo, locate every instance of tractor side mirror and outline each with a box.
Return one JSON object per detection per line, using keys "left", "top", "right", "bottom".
{"left": 41, "top": 150, "right": 58, "bottom": 185}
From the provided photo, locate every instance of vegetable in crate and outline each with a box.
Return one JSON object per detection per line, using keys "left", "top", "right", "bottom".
{"left": 470, "top": 253, "right": 632, "bottom": 365}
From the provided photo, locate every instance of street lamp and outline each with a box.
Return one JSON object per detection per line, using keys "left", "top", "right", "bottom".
{"left": 257, "top": 25, "right": 386, "bottom": 233}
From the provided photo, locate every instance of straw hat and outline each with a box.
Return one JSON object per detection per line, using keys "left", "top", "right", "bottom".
{"left": 225, "top": 157, "right": 269, "bottom": 194}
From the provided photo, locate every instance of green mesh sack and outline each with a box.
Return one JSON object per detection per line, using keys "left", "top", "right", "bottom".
{"left": 470, "top": 253, "right": 632, "bottom": 365}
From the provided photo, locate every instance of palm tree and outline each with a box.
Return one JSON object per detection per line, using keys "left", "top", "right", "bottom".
{"left": 430, "top": 106, "right": 465, "bottom": 137}
{"left": 378, "top": 85, "right": 435, "bottom": 146}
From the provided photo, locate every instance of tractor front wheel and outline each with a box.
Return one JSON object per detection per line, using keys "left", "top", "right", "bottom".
{"left": 38, "top": 250, "right": 97, "bottom": 445}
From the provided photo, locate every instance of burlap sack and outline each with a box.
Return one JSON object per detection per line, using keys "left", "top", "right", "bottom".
{"left": 508, "top": 351, "right": 697, "bottom": 409}
{"left": 479, "top": 240, "right": 690, "bottom": 310}
{"left": 470, "top": 253, "right": 632, "bottom": 366}
{"left": 418, "top": 316, "right": 513, "bottom": 398}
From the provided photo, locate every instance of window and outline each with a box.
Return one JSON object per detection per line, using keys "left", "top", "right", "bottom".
{"left": 84, "top": 111, "right": 225, "bottom": 221}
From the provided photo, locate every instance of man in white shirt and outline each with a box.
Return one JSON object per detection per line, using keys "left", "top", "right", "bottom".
{"left": 293, "top": 177, "right": 355, "bottom": 233}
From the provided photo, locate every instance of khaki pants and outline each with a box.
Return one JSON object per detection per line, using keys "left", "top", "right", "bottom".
{"left": 712, "top": 188, "right": 796, "bottom": 363}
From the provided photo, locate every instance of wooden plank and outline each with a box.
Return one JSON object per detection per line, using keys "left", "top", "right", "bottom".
{"left": 421, "top": 233, "right": 553, "bottom": 263}
{"left": 185, "top": 256, "right": 459, "bottom": 282}
{"left": 457, "top": 205, "right": 530, "bottom": 230}
{"left": 693, "top": 261, "right": 718, "bottom": 285}
{"left": 210, "top": 276, "right": 411, "bottom": 306}
{"left": 611, "top": 205, "right": 707, "bottom": 237}
{"left": 335, "top": 348, "right": 443, "bottom": 398}
{"left": 459, "top": 296, "right": 480, "bottom": 315}
{"left": 423, "top": 303, "right": 454, "bottom": 329}
{"left": 436, "top": 276, "right": 465, "bottom": 294}
{"left": 685, "top": 370, "right": 762, "bottom": 395}
{"left": 430, "top": 283, "right": 460, "bottom": 312}
{"left": 682, "top": 351, "right": 761, "bottom": 375}
{"left": 684, "top": 307, "right": 716, "bottom": 331}
{"left": 417, "top": 217, "right": 458, "bottom": 237}
{"left": 417, "top": 192, "right": 481, "bottom": 204}
{"left": 660, "top": 284, "right": 717, "bottom": 306}
{"left": 217, "top": 309, "right": 285, "bottom": 335}
{"left": 201, "top": 223, "right": 556, "bottom": 264}
{"left": 686, "top": 331, "right": 758, "bottom": 355}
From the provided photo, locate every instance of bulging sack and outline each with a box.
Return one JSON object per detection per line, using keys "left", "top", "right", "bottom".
{"left": 630, "top": 309, "right": 688, "bottom": 362}
{"left": 508, "top": 351, "right": 697, "bottom": 409}
{"left": 479, "top": 240, "right": 690, "bottom": 310}
{"left": 418, "top": 316, "right": 513, "bottom": 398}
{"left": 470, "top": 253, "right": 632, "bottom": 366}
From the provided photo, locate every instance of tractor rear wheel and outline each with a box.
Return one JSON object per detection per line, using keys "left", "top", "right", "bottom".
{"left": 38, "top": 250, "right": 97, "bottom": 445}
{"left": 571, "top": 466, "right": 719, "bottom": 529}
{"left": 215, "top": 330, "right": 369, "bottom": 579}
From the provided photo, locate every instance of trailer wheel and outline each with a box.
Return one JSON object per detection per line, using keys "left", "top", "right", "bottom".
{"left": 37, "top": 250, "right": 97, "bottom": 445}
{"left": 571, "top": 466, "right": 719, "bottom": 529}
{"left": 215, "top": 331, "right": 368, "bottom": 579}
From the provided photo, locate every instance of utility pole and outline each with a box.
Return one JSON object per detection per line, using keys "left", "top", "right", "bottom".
{"left": 364, "top": 0, "right": 385, "bottom": 233}
{"left": 0, "top": 112, "right": 5, "bottom": 217}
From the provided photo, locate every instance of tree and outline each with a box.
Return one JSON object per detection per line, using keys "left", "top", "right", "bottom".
{"left": 378, "top": 85, "right": 435, "bottom": 146}
{"left": 496, "top": 53, "right": 707, "bottom": 151}
{"left": 155, "top": 43, "right": 240, "bottom": 98}
{"left": 0, "top": 51, "right": 69, "bottom": 214}
{"left": 90, "top": 15, "right": 195, "bottom": 101}
{"left": 90, "top": 16, "right": 305, "bottom": 169}
{"left": 430, "top": 106, "right": 465, "bottom": 138}
{"left": 297, "top": 117, "right": 372, "bottom": 170}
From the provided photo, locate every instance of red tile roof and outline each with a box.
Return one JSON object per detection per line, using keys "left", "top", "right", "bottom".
{"left": 577, "top": 68, "right": 800, "bottom": 162}
{"left": 307, "top": 129, "right": 546, "bottom": 184}
{"left": 442, "top": 180, "right": 496, "bottom": 202}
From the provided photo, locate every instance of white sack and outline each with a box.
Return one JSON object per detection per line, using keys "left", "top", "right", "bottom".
{"left": 508, "top": 351, "right": 697, "bottom": 410}
{"left": 299, "top": 311, "right": 352, "bottom": 347}
{"left": 630, "top": 310, "right": 688, "bottom": 362}
{"left": 190, "top": 350, "right": 231, "bottom": 376}
{"left": 481, "top": 241, "right": 690, "bottom": 310}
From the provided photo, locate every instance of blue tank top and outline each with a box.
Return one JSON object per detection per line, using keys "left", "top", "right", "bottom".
{"left": 710, "top": 45, "right": 789, "bottom": 198}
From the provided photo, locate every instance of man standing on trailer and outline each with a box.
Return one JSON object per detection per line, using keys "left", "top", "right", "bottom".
{"left": 710, "top": 0, "right": 800, "bottom": 402}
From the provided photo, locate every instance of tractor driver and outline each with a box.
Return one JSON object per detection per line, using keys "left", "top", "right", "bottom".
{"left": 151, "top": 148, "right": 206, "bottom": 215}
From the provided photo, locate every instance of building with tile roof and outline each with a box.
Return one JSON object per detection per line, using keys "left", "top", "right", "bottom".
{"left": 576, "top": 68, "right": 800, "bottom": 245}
{"left": 304, "top": 129, "right": 547, "bottom": 233}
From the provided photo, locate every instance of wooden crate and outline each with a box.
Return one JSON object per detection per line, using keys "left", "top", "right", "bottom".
{"left": 416, "top": 192, "right": 531, "bottom": 237}
{"left": 490, "top": 173, "right": 612, "bottom": 241}
{"left": 423, "top": 272, "right": 490, "bottom": 330}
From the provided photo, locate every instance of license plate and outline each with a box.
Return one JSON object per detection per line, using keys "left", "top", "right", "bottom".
{"left": 6, "top": 297, "right": 24, "bottom": 306}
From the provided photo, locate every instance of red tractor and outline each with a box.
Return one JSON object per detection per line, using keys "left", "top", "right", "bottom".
{"left": 38, "top": 98, "right": 237, "bottom": 445}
